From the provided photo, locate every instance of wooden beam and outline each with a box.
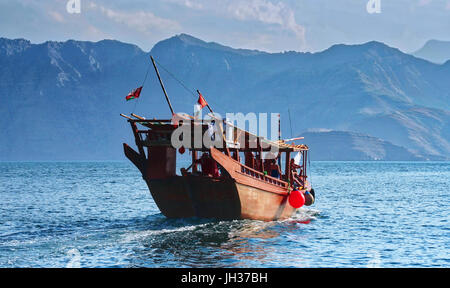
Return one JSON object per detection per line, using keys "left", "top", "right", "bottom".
{"left": 120, "top": 113, "right": 133, "bottom": 120}
{"left": 131, "top": 113, "right": 145, "bottom": 120}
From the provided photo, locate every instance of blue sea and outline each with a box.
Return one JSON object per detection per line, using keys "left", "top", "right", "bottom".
{"left": 0, "top": 161, "right": 448, "bottom": 267}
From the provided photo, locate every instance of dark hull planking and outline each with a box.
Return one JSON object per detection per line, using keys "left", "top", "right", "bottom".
{"left": 146, "top": 176, "right": 297, "bottom": 221}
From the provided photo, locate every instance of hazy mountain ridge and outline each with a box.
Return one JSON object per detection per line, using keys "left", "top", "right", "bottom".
{"left": 413, "top": 39, "right": 450, "bottom": 64}
{"left": 298, "top": 130, "right": 430, "bottom": 161}
{"left": 0, "top": 34, "right": 449, "bottom": 160}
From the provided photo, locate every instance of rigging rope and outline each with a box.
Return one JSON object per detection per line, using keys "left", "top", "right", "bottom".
{"left": 152, "top": 57, "right": 197, "bottom": 99}
{"left": 152, "top": 57, "right": 222, "bottom": 114}
{"left": 131, "top": 61, "right": 152, "bottom": 114}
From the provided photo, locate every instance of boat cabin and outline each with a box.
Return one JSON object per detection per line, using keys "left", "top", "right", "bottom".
{"left": 124, "top": 113, "right": 309, "bottom": 191}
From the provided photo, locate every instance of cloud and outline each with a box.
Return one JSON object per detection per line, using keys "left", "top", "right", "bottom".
{"left": 418, "top": 0, "right": 432, "bottom": 6}
{"left": 164, "top": 0, "right": 306, "bottom": 50}
{"left": 91, "top": 2, "right": 180, "bottom": 34}
{"left": 163, "top": 0, "right": 203, "bottom": 10}
{"left": 48, "top": 10, "right": 65, "bottom": 23}
{"left": 226, "top": 0, "right": 306, "bottom": 49}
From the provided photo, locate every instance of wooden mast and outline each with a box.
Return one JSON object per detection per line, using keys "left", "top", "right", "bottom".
{"left": 150, "top": 56, "right": 175, "bottom": 115}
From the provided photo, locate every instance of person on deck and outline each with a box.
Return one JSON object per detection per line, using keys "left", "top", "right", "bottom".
{"left": 244, "top": 151, "right": 255, "bottom": 168}
{"left": 290, "top": 158, "right": 304, "bottom": 186}
{"left": 263, "top": 158, "right": 272, "bottom": 174}
{"left": 269, "top": 159, "right": 282, "bottom": 179}
{"left": 198, "top": 152, "right": 220, "bottom": 178}
{"left": 254, "top": 153, "right": 262, "bottom": 172}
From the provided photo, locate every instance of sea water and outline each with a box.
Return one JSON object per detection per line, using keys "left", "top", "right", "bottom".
{"left": 0, "top": 161, "right": 448, "bottom": 267}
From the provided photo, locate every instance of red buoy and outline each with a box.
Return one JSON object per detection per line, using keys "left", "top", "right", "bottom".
{"left": 289, "top": 190, "right": 305, "bottom": 208}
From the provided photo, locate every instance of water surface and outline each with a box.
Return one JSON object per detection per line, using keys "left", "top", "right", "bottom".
{"left": 0, "top": 161, "right": 448, "bottom": 267}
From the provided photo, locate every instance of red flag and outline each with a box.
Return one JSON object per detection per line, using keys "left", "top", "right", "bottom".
{"left": 125, "top": 86, "right": 142, "bottom": 101}
{"left": 197, "top": 92, "right": 208, "bottom": 109}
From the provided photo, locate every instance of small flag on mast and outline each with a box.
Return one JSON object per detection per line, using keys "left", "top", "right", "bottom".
{"left": 197, "top": 92, "right": 208, "bottom": 109}
{"left": 194, "top": 91, "right": 209, "bottom": 117}
{"left": 125, "top": 86, "right": 143, "bottom": 101}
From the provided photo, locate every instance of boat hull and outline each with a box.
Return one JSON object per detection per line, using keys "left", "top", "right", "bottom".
{"left": 145, "top": 176, "right": 297, "bottom": 221}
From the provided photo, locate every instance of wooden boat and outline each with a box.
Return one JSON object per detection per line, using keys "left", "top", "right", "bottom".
{"left": 122, "top": 57, "right": 315, "bottom": 221}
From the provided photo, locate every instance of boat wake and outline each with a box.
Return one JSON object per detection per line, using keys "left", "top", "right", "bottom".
{"left": 278, "top": 207, "right": 321, "bottom": 224}
{"left": 122, "top": 221, "right": 212, "bottom": 243}
{"left": 114, "top": 209, "right": 323, "bottom": 267}
{"left": 121, "top": 207, "right": 321, "bottom": 245}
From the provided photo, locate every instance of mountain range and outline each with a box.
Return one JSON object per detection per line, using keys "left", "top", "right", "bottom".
{"left": 0, "top": 34, "right": 449, "bottom": 161}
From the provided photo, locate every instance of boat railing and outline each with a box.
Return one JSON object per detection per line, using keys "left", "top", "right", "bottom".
{"left": 238, "top": 164, "right": 288, "bottom": 188}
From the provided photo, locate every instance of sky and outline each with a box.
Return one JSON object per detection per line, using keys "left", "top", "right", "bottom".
{"left": 0, "top": 0, "right": 449, "bottom": 53}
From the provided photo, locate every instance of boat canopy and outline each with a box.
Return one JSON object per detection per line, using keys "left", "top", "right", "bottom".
{"left": 124, "top": 113, "right": 308, "bottom": 153}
